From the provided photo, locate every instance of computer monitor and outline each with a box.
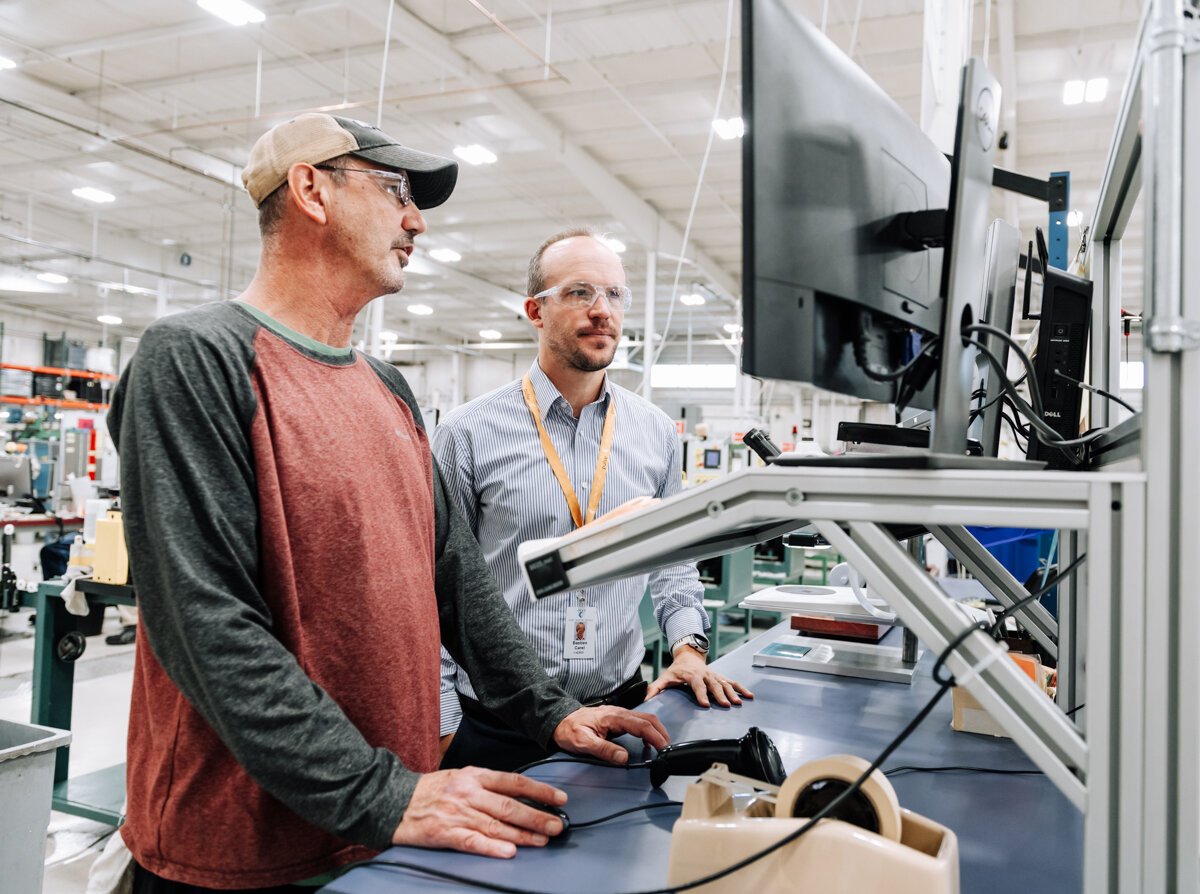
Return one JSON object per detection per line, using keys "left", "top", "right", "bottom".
{"left": 742, "top": 0, "right": 1006, "bottom": 464}
{"left": 0, "top": 454, "right": 32, "bottom": 500}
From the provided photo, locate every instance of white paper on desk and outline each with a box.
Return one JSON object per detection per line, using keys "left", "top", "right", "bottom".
{"left": 741, "top": 585, "right": 894, "bottom": 618}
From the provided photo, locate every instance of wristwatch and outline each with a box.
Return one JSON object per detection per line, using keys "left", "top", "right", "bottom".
{"left": 671, "top": 633, "right": 710, "bottom": 657}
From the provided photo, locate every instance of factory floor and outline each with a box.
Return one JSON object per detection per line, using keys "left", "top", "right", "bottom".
{"left": 1, "top": 596, "right": 757, "bottom": 893}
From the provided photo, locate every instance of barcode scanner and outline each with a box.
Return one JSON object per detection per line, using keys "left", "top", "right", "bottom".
{"left": 647, "top": 727, "right": 786, "bottom": 788}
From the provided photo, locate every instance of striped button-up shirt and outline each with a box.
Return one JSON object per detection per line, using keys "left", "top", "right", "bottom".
{"left": 432, "top": 361, "right": 708, "bottom": 734}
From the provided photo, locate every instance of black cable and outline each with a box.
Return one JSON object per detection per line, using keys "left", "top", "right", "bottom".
{"left": 1064, "top": 703, "right": 1086, "bottom": 717}
{"left": 966, "top": 339, "right": 1108, "bottom": 449}
{"left": 1052, "top": 370, "right": 1137, "bottom": 414}
{"left": 855, "top": 330, "right": 939, "bottom": 382}
{"left": 572, "top": 801, "right": 683, "bottom": 829}
{"left": 991, "top": 553, "right": 1086, "bottom": 631}
{"left": 885, "top": 765, "right": 1043, "bottom": 777}
{"left": 964, "top": 323, "right": 1044, "bottom": 415}
{"left": 512, "top": 755, "right": 651, "bottom": 776}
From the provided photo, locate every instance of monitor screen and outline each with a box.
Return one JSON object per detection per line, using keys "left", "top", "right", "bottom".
{"left": 703, "top": 448, "right": 722, "bottom": 470}
{"left": 742, "top": 0, "right": 949, "bottom": 407}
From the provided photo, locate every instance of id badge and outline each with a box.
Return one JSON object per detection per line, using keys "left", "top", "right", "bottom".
{"left": 564, "top": 605, "right": 598, "bottom": 660}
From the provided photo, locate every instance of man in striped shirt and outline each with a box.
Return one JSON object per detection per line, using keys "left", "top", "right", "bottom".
{"left": 434, "top": 228, "right": 752, "bottom": 771}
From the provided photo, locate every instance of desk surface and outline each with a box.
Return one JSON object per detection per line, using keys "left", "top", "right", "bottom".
{"left": 325, "top": 622, "right": 1081, "bottom": 894}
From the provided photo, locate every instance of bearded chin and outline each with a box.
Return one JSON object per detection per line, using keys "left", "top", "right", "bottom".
{"left": 569, "top": 345, "right": 617, "bottom": 373}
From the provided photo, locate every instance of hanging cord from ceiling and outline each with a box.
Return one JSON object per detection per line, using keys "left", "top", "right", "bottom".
{"left": 637, "top": 0, "right": 736, "bottom": 391}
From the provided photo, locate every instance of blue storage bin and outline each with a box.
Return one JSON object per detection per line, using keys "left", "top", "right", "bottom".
{"left": 962, "top": 527, "right": 1058, "bottom": 614}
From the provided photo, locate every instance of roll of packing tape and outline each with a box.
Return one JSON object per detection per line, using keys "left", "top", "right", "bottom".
{"left": 775, "top": 754, "right": 902, "bottom": 843}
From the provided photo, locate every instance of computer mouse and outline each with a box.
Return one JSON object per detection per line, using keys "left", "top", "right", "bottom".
{"left": 515, "top": 797, "right": 571, "bottom": 843}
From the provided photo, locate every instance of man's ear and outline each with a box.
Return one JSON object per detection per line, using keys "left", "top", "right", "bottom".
{"left": 524, "top": 297, "right": 545, "bottom": 330}
{"left": 286, "top": 163, "right": 331, "bottom": 225}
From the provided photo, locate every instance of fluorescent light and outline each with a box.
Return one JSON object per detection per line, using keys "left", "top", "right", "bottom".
{"left": 160, "top": 238, "right": 177, "bottom": 246}
{"left": 650, "top": 363, "right": 737, "bottom": 389}
{"left": 407, "top": 304, "right": 433, "bottom": 316}
{"left": 1067, "top": 210, "right": 1083, "bottom": 227}
{"left": 197, "top": 0, "right": 265, "bottom": 26}
{"left": 100, "top": 281, "right": 155, "bottom": 295}
{"left": 723, "top": 322, "right": 743, "bottom": 334}
{"left": 479, "top": 329, "right": 502, "bottom": 340}
{"left": 0, "top": 57, "right": 16, "bottom": 71}
{"left": 379, "top": 330, "right": 399, "bottom": 344}
{"left": 96, "top": 314, "right": 123, "bottom": 326}
{"left": 36, "top": 272, "right": 69, "bottom": 284}
{"left": 1085, "top": 77, "right": 1109, "bottom": 103}
{"left": 712, "top": 117, "right": 745, "bottom": 140}
{"left": 428, "top": 248, "right": 461, "bottom": 263}
{"left": 1062, "top": 80, "right": 1086, "bottom": 106}
{"left": 72, "top": 186, "right": 115, "bottom": 204}
{"left": 599, "top": 236, "right": 626, "bottom": 254}
{"left": 453, "top": 144, "right": 497, "bottom": 165}
{"left": 679, "top": 293, "right": 706, "bottom": 306}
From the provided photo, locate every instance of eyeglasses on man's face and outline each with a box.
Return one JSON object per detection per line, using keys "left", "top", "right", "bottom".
{"left": 315, "top": 165, "right": 412, "bottom": 207}
{"left": 533, "top": 281, "right": 633, "bottom": 312}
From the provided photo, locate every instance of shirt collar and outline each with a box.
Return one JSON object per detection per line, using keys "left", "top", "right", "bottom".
{"left": 528, "top": 360, "right": 613, "bottom": 420}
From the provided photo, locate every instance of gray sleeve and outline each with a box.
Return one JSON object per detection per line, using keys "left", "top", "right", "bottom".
{"left": 110, "top": 320, "right": 418, "bottom": 851}
{"left": 430, "top": 423, "right": 474, "bottom": 736}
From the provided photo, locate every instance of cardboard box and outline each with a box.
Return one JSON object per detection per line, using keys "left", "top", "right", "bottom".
{"left": 951, "top": 653, "right": 1052, "bottom": 738}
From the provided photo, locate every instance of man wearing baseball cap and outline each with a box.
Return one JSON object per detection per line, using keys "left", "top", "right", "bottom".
{"left": 108, "top": 113, "right": 669, "bottom": 893}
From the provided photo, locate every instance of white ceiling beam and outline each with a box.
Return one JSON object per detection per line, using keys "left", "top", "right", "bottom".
{"left": 387, "top": 1, "right": 739, "bottom": 299}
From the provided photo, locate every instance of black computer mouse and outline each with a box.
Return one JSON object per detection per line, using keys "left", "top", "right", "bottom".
{"left": 515, "top": 797, "right": 571, "bottom": 843}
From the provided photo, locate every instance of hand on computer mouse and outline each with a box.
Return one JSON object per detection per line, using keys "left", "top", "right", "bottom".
{"left": 514, "top": 797, "right": 571, "bottom": 842}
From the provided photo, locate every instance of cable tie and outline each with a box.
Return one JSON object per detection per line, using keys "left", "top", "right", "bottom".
{"left": 952, "top": 640, "right": 1008, "bottom": 688}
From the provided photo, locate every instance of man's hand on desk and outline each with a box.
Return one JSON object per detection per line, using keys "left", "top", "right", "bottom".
{"left": 393, "top": 768, "right": 567, "bottom": 858}
{"left": 645, "top": 647, "right": 754, "bottom": 708}
{"left": 552, "top": 705, "right": 670, "bottom": 765}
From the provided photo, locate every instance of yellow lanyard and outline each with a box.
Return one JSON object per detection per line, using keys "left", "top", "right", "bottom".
{"left": 522, "top": 374, "right": 616, "bottom": 529}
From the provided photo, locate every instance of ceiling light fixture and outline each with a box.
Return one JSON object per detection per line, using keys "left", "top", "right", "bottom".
{"left": 197, "top": 0, "right": 265, "bottom": 26}
{"left": 1085, "top": 77, "right": 1109, "bottom": 103}
{"left": 379, "top": 330, "right": 399, "bottom": 344}
{"left": 599, "top": 236, "right": 627, "bottom": 254}
{"left": 1062, "top": 80, "right": 1086, "bottom": 106}
{"left": 712, "top": 117, "right": 745, "bottom": 140}
{"left": 72, "top": 186, "right": 115, "bottom": 204}
{"left": 428, "top": 248, "right": 462, "bottom": 263}
{"left": 407, "top": 304, "right": 433, "bottom": 316}
{"left": 0, "top": 57, "right": 16, "bottom": 71}
{"left": 96, "top": 314, "right": 123, "bottom": 326}
{"left": 723, "top": 322, "right": 743, "bottom": 334}
{"left": 36, "top": 272, "right": 69, "bottom": 284}
{"left": 479, "top": 329, "right": 502, "bottom": 340}
{"left": 680, "top": 293, "right": 706, "bottom": 306}
{"left": 453, "top": 144, "right": 497, "bottom": 165}
{"left": 99, "top": 281, "right": 156, "bottom": 295}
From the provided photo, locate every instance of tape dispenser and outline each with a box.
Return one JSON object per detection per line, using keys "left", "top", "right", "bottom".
{"left": 666, "top": 754, "right": 959, "bottom": 893}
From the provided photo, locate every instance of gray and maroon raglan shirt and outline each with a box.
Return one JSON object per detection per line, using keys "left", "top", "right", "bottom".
{"left": 108, "top": 301, "right": 580, "bottom": 888}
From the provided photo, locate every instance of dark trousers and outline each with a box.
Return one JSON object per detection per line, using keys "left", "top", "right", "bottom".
{"left": 132, "top": 862, "right": 311, "bottom": 894}
{"left": 440, "top": 672, "right": 648, "bottom": 772}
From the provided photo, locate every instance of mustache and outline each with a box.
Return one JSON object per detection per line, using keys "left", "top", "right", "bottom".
{"left": 577, "top": 327, "right": 618, "bottom": 338}
{"left": 391, "top": 239, "right": 414, "bottom": 251}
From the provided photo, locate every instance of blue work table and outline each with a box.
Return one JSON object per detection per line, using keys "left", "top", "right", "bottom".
{"left": 324, "top": 621, "right": 1081, "bottom": 894}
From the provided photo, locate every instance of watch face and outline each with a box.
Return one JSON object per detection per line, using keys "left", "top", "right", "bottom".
{"left": 692, "top": 634, "right": 710, "bottom": 651}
